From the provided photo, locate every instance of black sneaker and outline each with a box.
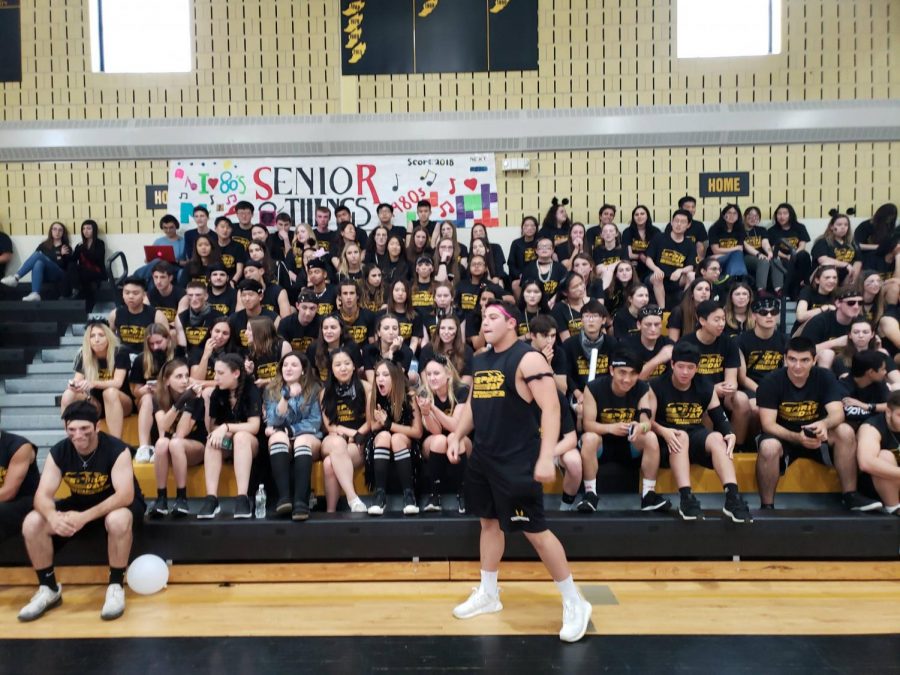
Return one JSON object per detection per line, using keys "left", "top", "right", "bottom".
{"left": 148, "top": 496, "right": 169, "bottom": 518}
{"left": 640, "top": 491, "right": 671, "bottom": 512}
{"left": 723, "top": 495, "right": 753, "bottom": 523}
{"left": 292, "top": 500, "right": 310, "bottom": 521}
{"left": 275, "top": 497, "right": 292, "bottom": 516}
{"left": 233, "top": 494, "right": 252, "bottom": 519}
{"left": 678, "top": 493, "right": 704, "bottom": 521}
{"left": 402, "top": 489, "right": 420, "bottom": 516}
{"left": 842, "top": 492, "right": 883, "bottom": 512}
{"left": 367, "top": 489, "right": 387, "bottom": 516}
{"left": 197, "top": 495, "right": 220, "bottom": 519}
{"left": 456, "top": 492, "right": 466, "bottom": 514}
{"left": 576, "top": 492, "right": 599, "bottom": 513}
{"left": 424, "top": 493, "right": 442, "bottom": 513}
{"left": 173, "top": 496, "right": 190, "bottom": 517}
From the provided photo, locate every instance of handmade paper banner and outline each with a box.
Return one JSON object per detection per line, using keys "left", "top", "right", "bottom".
{"left": 167, "top": 154, "right": 500, "bottom": 229}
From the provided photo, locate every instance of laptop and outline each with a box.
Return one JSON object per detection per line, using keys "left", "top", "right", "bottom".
{"left": 144, "top": 245, "right": 176, "bottom": 263}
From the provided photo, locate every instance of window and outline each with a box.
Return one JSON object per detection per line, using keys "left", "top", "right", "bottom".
{"left": 89, "top": 0, "right": 191, "bottom": 73}
{"left": 677, "top": 0, "right": 781, "bottom": 59}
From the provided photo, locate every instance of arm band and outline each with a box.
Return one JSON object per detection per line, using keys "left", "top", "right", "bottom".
{"left": 638, "top": 407, "right": 653, "bottom": 421}
{"left": 708, "top": 406, "right": 733, "bottom": 436}
{"left": 523, "top": 371, "right": 553, "bottom": 384}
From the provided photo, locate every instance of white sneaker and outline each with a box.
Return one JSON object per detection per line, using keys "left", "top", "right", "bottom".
{"left": 559, "top": 596, "right": 593, "bottom": 642}
{"left": 367, "top": 503, "right": 384, "bottom": 516}
{"left": 559, "top": 500, "right": 576, "bottom": 512}
{"left": 452, "top": 586, "right": 502, "bottom": 619}
{"left": 18, "top": 584, "right": 63, "bottom": 622}
{"left": 134, "top": 445, "right": 154, "bottom": 463}
{"left": 100, "top": 583, "right": 125, "bottom": 621}
{"left": 1, "top": 274, "right": 18, "bottom": 287}
{"left": 884, "top": 504, "right": 900, "bottom": 515}
{"left": 22, "top": 292, "right": 41, "bottom": 302}
{"left": 349, "top": 498, "right": 368, "bottom": 514}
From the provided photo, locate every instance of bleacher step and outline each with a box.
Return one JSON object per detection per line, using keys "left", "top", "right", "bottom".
{"left": 0, "top": 393, "right": 58, "bottom": 407}
{"left": 2, "top": 413, "right": 68, "bottom": 430}
{"left": 27, "top": 361, "right": 78, "bottom": 375}
{"left": 59, "top": 335, "right": 83, "bottom": 346}
{"left": 4, "top": 377, "right": 70, "bottom": 394}
{"left": 5, "top": 429, "right": 65, "bottom": 450}
{"left": 40, "top": 347, "right": 79, "bottom": 363}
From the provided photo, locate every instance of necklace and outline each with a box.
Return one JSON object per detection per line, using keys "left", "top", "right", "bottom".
{"left": 537, "top": 262, "right": 553, "bottom": 283}
{"left": 79, "top": 448, "right": 97, "bottom": 470}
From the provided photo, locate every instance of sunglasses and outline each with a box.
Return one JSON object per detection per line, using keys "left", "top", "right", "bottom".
{"left": 755, "top": 308, "right": 778, "bottom": 317}
{"left": 841, "top": 299, "right": 862, "bottom": 306}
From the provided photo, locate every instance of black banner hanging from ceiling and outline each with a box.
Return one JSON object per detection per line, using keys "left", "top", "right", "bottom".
{"left": 0, "top": 0, "right": 22, "bottom": 83}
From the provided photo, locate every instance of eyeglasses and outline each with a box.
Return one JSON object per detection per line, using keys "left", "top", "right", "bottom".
{"left": 841, "top": 299, "right": 862, "bottom": 306}
{"left": 755, "top": 309, "right": 778, "bottom": 317}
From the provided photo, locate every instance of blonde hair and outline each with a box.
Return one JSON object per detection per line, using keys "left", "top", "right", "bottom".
{"left": 79, "top": 322, "right": 119, "bottom": 382}
{"left": 141, "top": 323, "right": 175, "bottom": 379}
{"left": 418, "top": 357, "right": 464, "bottom": 414}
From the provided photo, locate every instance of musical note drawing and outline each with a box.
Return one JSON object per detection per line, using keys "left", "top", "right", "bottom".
{"left": 439, "top": 200, "right": 455, "bottom": 218}
{"left": 488, "top": 0, "right": 509, "bottom": 13}
{"left": 179, "top": 192, "right": 188, "bottom": 200}
{"left": 419, "top": 0, "right": 439, "bottom": 18}
{"left": 448, "top": 177, "right": 457, "bottom": 195}
{"left": 343, "top": 1, "right": 365, "bottom": 16}
{"left": 345, "top": 28, "right": 362, "bottom": 49}
{"left": 349, "top": 42, "right": 367, "bottom": 63}
{"left": 420, "top": 169, "right": 437, "bottom": 186}
{"left": 345, "top": 14, "right": 363, "bottom": 31}
{"left": 226, "top": 194, "right": 237, "bottom": 205}
{"left": 391, "top": 174, "right": 400, "bottom": 192}
{"left": 183, "top": 177, "right": 197, "bottom": 190}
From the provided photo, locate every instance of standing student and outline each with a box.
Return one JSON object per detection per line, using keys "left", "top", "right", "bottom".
{"left": 447, "top": 300, "right": 593, "bottom": 643}
{"left": 17, "top": 402, "right": 143, "bottom": 622}
{"left": 264, "top": 351, "right": 323, "bottom": 521}
{"left": 366, "top": 360, "right": 424, "bottom": 516}
{"left": 198, "top": 354, "right": 263, "bottom": 519}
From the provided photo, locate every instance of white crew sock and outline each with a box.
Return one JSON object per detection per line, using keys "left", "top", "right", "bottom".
{"left": 554, "top": 574, "right": 581, "bottom": 604}
{"left": 642, "top": 479, "right": 656, "bottom": 497}
{"left": 480, "top": 569, "right": 498, "bottom": 596}
{"left": 584, "top": 479, "right": 597, "bottom": 495}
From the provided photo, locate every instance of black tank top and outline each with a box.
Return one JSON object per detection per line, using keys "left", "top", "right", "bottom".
{"left": 334, "top": 384, "right": 367, "bottom": 427}
{"left": 0, "top": 432, "right": 40, "bottom": 498}
{"left": 471, "top": 341, "right": 540, "bottom": 460}
{"left": 50, "top": 432, "right": 142, "bottom": 508}
{"left": 117, "top": 305, "right": 158, "bottom": 353}
{"left": 861, "top": 413, "right": 900, "bottom": 459}
{"left": 178, "top": 308, "right": 224, "bottom": 362}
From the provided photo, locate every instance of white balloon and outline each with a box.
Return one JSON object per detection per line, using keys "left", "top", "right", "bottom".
{"left": 126, "top": 554, "right": 169, "bottom": 595}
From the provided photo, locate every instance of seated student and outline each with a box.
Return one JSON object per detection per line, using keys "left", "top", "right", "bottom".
{"left": 572, "top": 253, "right": 604, "bottom": 300}
{"left": 307, "top": 314, "right": 362, "bottom": 383}
{"left": 584, "top": 203, "right": 617, "bottom": 255}
{"left": 554, "top": 222, "right": 587, "bottom": 272}
{"left": 228, "top": 279, "right": 279, "bottom": 353}
{"left": 363, "top": 314, "right": 415, "bottom": 384}
{"left": 61, "top": 320, "right": 132, "bottom": 440}
{"left": 108, "top": 276, "right": 168, "bottom": 356}
{"left": 838, "top": 350, "right": 890, "bottom": 429}
{"left": 245, "top": 316, "right": 291, "bottom": 390}
{"left": 795, "top": 287, "right": 865, "bottom": 369}
{"left": 202, "top": 265, "right": 234, "bottom": 315}
{"left": 551, "top": 272, "right": 587, "bottom": 341}
{"left": 383, "top": 233, "right": 411, "bottom": 284}
{"left": 561, "top": 300, "right": 616, "bottom": 409}
{"left": 306, "top": 257, "right": 337, "bottom": 317}
{"left": 0, "top": 429, "right": 39, "bottom": 543}
{"left": 857, "top": 390, "right": 900, "bottom": 515}
{"left": 644, "top": 209, "right": 697, "bottom": 308}
{"left": 407, "top": 228, "right": 434, "bottom": 273}
{"left": 67, "top": 219, "right": 108, "bottom": 310}
{"left": 231, "top": 201, "right": 256, "bottom": 250}
{"left": 1, "top": 221, "right": 72, "bottom": 302}
{"left": 470, "top": 238, "right": 509, "bottom": 292}
{"left": 175, "top": 282, "right": 224, "bottom": 365}
{"left": 666, "top": 278, "right": 711, "bottom": 342}
{"left": 18, "top": 402, "right": 144, "bottom": 622}
{"left": 198, "top": 353, "right": 263, "bottom": 519}
{"left": 622, "top": 206, "right": 660, "bottom": 284}
{"left": 528, "top": 314, "right": 569, "bottom": 394}
{"left": 418, "top": 356, "right": 471, "bottom": 514}
{"left": 146, "top": 359, "right": 206, "bottom": 518}
{"left": 516, "top": 279, "right": 551, "bottom": 340}
{"left": 811, "top": 212, "right": 861, "bottom": 287}
{"left": 190, "top": 318, "right": 237, "bottom": 384}
{"left": 336, "top": 241, "right": 365, "bottom": 286}
{"left": 425, "top": 281, "right": 463, "bottom": 341}
{"left": 650, "top": 343, "right": 752, "bottom": 523}
{"left": 130, "top": 323, "right": 176, "bottom": 463}
{"left": 670, "top": 195, "right": 708, "bottom": 260}
{"left": 722, "top": 282, "right": 754, "bottom": 338}
{"left": 579, "top": 350, "right": 669, "bottom": 513}
{"left": 278, "top": 289, "right": 321, "bottom": 354}
{"left": 135, "top": 214, "right": 186, "bottom": 282}
{"left": 832, "top": 318, "right": 900, "bottom": 388}
{"left": 603, "top": 260, "right": 638, "bottom": 316}
{"left": 268, "top": 212, "right": 295, "bottom": 262}
{"left": 147, "top": 262, "right": 187, "bottom": 330}
{"left": 410, "top": 255, "right": 438, "bottom": 317}
{"left": 792, "top": 265, "right": 839, "bottom": 333}
{"left": 591, "top": 222, "right": 626, "bottom": 290}
{"left": 380, "top": 279, "right": 424, "bottom": 352}
{"left": 336, "top": 280, "right": 375, "bottom": 347}
{"left": 611, "top": 284, "right": 650, "bottom": 339}
{"left": 183, "top": 232, "right": 221, "bottom": 287}
{"left": 213, "top": 216, "right": 246, "bottom": 285}
{"left": 469, "top": 223, "right": 507, "bottom": 278}
{"left": 755, "top": 336, "right": 881, "bottom": 512}
{"left": 242, "top": 260, "right": 291, "bottom": 319}
{"left": 736, "top": 296, "right": 787, "bottom": 409}
{"left": 742, "top": 205, "right": 777, "bottom": 295}
{"left": 264, "top": 351, "right": 323, "bottom": 521}
{"left": 626, "top": 305, "right": 673, "bottom": 381}
{"left": 678, "top": 300, "right": 752, "bottom": 447}
{"left": 707, "top": 203, "right": 748, "bottom": 280}
{"left": 767, "top": 202, "right": 812, "bottom": 300}
{"left": 366, "top": 360, "right": 424, "bottom": 516}
{"left": 521, "top": 237, "right": 567, "bottom": 301}
{"left": 319, "top": 348, "right": 370, "bottom": 513}
{"left": 508, "top": 215, "right": 539, "bottom": 296}
{"left": 419, "top": 315, "right": 475, "bottom": 387}
{"left": 696, "top": 259, "right": 729, "bottom": 305}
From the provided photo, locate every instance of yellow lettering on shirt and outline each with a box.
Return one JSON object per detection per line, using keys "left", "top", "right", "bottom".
{"left": 747, "top": 350, "right": 782, "bottom": 373}
{"left": 411, "top": 290, "right": 434, "bottom": 309}
{"left": 576, "top": 354, "right": 610, "bottom": 378}
{"left": 290, "top": 336, "right": 313, "bottom": 352}
{"left": 664, "top": 402, "right": 704, "bottom": 427}
{"left": 778, "top": 400, "right": 819, "bottom": 424}
{"left": 658, "top": 248, "right": 687, "bottom": 268}
{"left": 473, "top": 370, "right": 506, "bottom": 399}
{"left": 346, "top": 324, "right": 368, "bottom": 344}
{"left": 118, "top": 325, "right": 146, "bottom": 345}
{"left": 460, "top": 293, "right": 478, "bottom": 312}
{"left": 256, "top": 362, "right": 278, "bottom": 379}
{"left": 697, "top": 353, "right": 724, "bottom": 376}
{"left": 523, "top": 248, "right": 537, "bottom": 263}
{"left": 185, "top": 326, "right": 210, "bottom": 347}
{"left": 599, "top": 407, "right": 635, "bottom": 424}
{"left": 317, "top": 303, "right": 335, "bottom": 316}
{"left": 62, "top": 471, "right": 110, "bottom": 496}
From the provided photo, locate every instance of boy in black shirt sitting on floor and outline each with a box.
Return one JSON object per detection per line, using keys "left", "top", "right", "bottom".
{"left": 857, "top": 390, "right": 900, "bottom": 515}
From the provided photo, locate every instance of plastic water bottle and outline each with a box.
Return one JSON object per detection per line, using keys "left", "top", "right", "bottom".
{"left": 254, "top": 484, "right": 267, "bottom": 519}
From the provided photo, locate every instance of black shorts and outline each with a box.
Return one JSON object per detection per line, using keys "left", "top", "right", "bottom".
{"left": 51, "top": 496, "right": 145, "bottom": 551}
{"left": 659, "top": 428, "right": 714, "bottom": 469}
{"left": 0, "top": 495, "right": 33, "bottom": 542}
{"left": 758, "top": 433, "right": 831, "bottom": 475}
{"left": 465, "top": 449, "right": 547, "bottom": 535}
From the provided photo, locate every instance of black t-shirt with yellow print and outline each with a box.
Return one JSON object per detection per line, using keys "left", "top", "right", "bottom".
{"left": 677, "top": 332, "right": 741, "bottom": 386}
{"left": 650, "top": 374, "right": 714, "bottom": 433}
{"left": 116, "top": 305, "right": 158, "bottom": 354}
{"left": 756, "top": 366, "right": 843, "bottom": 433}
{"left": 50, "top": 432, "right": 143, "bottom": 510}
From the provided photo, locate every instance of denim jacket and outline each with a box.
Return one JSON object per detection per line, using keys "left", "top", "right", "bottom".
{"left": 265, "top": 390, "right": 323, "bottom": 439}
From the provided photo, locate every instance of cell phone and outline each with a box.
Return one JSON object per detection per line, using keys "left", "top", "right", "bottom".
{"left": 627, "top": 423, "right": 636, "bottom": 438}
{"left": 147, "top": 380, "right": 157, "bottom": 387}
{"left": 802, "top": 427, "right": 817, "bottom": 439}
